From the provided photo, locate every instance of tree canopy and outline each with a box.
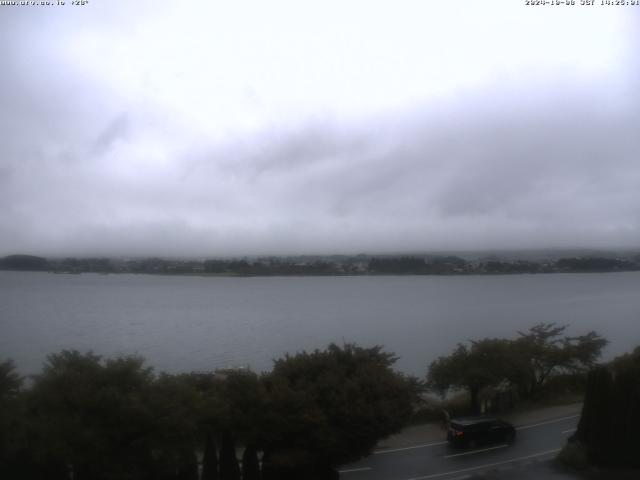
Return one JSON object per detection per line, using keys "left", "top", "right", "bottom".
{"left": 573, "top": 346, "right": 640, "bottom": 467}
{"left": 427, "top": 323, "right": 607, "bottom": 412}
{"left": 427, "top": 338, "right": 524, "bottom": 413}
{"left": 0, "top": 359, "right": 22, "bottom": 398}
{"left": 0, "top": 343, "right": 417, "bottom": 479}
{"left": 515, "top": 323, "right": 607, "bottom": 397}
{"left": 261, "top": 343, "right": 417, "bottom": 471}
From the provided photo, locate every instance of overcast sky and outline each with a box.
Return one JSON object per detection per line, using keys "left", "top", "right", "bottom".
{"left": 1, "top": 1, "right": 639, "bottom": 257}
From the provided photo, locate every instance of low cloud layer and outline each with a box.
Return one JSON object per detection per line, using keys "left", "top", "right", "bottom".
{"left": 1, "top": 1, "right": 638, "bottom": 256}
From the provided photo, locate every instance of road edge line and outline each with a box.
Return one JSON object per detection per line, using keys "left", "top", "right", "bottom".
{"left": 374, "top": 441, "right": 448, "bottom": 455}
{"left": 405, "top": 448, "right": 561, "bottom": 480}
{"left": 515, "top": 414, "right": 580, "bottom": 431}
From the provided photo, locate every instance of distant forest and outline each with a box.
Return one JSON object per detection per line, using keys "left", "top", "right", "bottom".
{"left": 1, "top": 253, "right": 640, "bottom": 276}
{"left": 2, "top": 251, "right": 640, "bottom": 277}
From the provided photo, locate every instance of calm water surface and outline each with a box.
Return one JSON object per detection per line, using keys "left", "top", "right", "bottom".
{"left": 1, "top": 271, "right": 639, "bottom": 376}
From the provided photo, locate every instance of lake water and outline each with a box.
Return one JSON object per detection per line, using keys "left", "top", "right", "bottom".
{"left": 1, "top": 271, "right": 639, "bottom": 376}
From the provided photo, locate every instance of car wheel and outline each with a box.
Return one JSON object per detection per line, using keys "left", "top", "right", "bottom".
{"left": 467, "top": 439, "right": 478, "bottom": 449}
{"left": 504, "top": 431, "right": 515, "bottom": 443}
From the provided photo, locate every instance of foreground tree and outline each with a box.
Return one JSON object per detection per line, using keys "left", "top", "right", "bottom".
{"left": 427, "top": 324, "right": 607, "bottom": 412}
{"left": 0, "top": 359, "right": 22, "bottom": 398}
{"left": 201, "top": 431, "right": 219, "bottom": 480}
{"left": 427, "top": 339, "right": 521, "bottom": 413}
{"left": 515, "top": 323, "right": 607, "bottom": 398}
{"left": 24, "top": 351, "right": 160, "bottom": 479}
{"left": 203, "top": 369, "right": 265, "bottom": 446}
{"left": 20, "top": 351, "right": 203, "bottom": 479}
{"left": 572, "top": 346, "right": 640, "bottom": 467}
{"left": 609, "top": 347, "right": 640, "bottom": 467}
{"left": 573, "top": 367, "right": 615, "bottom": 465}
{"left": 0, "top": 359, "right": 25, "bottom": 478}
{"left": 219, "top": 431, "right": 241, "bottom": 480}
{"left": 260, "top": 343, "right": 417, "bottom": 477}
{"left": 176, "top": 450, "right": 199, "bottom": 480}
{"left": 147, "top": 373, "right": 202, "bottom": 467}
{"left": 241, "top": 445, "right": 261, "bottom": 480}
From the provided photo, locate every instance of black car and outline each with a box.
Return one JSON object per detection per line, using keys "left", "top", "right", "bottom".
{"left": 447, "top": 417, "right": 516, "bottom": 448}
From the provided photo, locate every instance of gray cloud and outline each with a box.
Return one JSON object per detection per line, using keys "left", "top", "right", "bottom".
{"left": 0, "top": 3, "right": 638, "bottom": 256}
{"left": 2, "top": 84, "right": 640, "bottom": 257}
{"left": 92, "top": 114, "right": 131, "bottom": 155}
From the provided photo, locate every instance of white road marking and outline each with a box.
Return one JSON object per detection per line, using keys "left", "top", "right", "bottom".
{"left": 561, "top": 428, "right": 577, "bottom": 434}
{"left": 516, "top": 414, "right": 580, "bottom": 431}
{"left": 374, "top": 414, "right": 579, "bottom": 457}
{"left": 338, "top": 467, "right": 372, "bottom": 474}
{"left": 404, "top": 448, "right": 561, "bottom": 480}
{"left": 374, "top": 441, "right": 447, "bottom": 455}
{"left": 443, "top": 444, "right": 508, "bottom": 458}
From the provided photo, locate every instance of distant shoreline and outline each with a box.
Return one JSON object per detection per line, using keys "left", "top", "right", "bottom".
{"left": 2, "top": 252, "right": 639, "bottom": 277}
{"left": 2, "top": 268, "right": 640, "bottom": 279}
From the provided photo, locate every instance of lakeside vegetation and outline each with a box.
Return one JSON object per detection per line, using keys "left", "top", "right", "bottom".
{"left": 426, "top": 323, "right": 607, "bottom": 414}
{"left": 0, "top": 344, "right": 418, "bottom": 480}
{"left": 2, "top": 323, "right": 636, "bottom": 478}
{"left": 2, "top": 252, "right": 640, "bottom": 276}
{"left": 558, "top": 346, "right": 640, "bottom": 471}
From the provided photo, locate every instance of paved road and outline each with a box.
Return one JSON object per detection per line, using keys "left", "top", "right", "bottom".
{"left": 339, "top": 414, "right": 579, "bottom": 480}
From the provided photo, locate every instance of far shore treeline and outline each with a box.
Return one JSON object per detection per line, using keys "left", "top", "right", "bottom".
{"left": 1, "top": 324, "right": 638, "bottom": 479}
{"left": 2, "top": 252, "right": 640, "bottom": 276}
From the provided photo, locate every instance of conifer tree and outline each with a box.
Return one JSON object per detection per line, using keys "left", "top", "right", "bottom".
{"left": 219, "top": 431, "right": 240, "bottom": 480}
{"left": 575, "top": 366, "right": 614, "bottom": 465}
{"left": 201, "top": 431, "right": 219, "bottom": 480}
{"left": 241, "top": 445, "right": 261, "bottom": 480}
{"left": 176, "top": 450, "right": 199, "bottom": 480}
{"left": 610, "top": 347, "right": 640, "bottom": 467}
